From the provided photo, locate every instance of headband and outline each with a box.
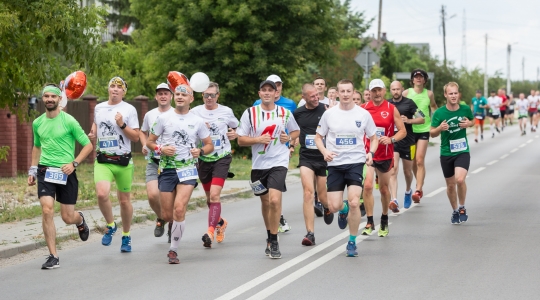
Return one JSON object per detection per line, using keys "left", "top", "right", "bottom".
{"left": 175, "top": 85, "right": 193, "bottom": 95}
{"left": 42, "top": 86, "right": 62, "bottom": 96}
{"left": 109, "top": 77, "right": 127, "bottom": 92}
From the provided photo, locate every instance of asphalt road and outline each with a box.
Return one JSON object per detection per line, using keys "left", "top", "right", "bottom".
{"left": 2, "top": 125, "right": 539, "bottom": 300}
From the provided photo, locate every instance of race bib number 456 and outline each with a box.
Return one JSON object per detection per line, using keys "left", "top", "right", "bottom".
{"left": 335, "top": 134, "right": 357, "bottom": 148}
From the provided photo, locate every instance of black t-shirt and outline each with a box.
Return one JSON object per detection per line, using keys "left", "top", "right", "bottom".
{"left": 388, "top": 96, "right": 419, "bottom": 147}
{"left": 293, "top": 103, "right": 326, "bottom": 161}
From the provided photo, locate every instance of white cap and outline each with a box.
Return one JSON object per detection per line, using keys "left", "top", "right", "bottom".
{"left": 369, "top": 79, "right": 385, "bottom": 90}
{"left": 266, "top": 74, "right": 283, "bottom": 83}
{"left": 156, "top": 82, "right": 172, "bottom": 93}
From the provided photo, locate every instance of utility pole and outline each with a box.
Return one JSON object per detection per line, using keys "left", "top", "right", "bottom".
{"left": 377, "top": 0, "right": 383, "bottom": 41}
{"left": 461, "top": 9, "right": 467, "bottom": 68}
{"left": 522, "top": 57, "right": 525, "bottom": 82}
{"left": 507, "top": 44, "right": 511, "bottom": 95}
{"left": 441, "top": 5, "right": 447, "bottom": 67}
{"left": 484, "top": 34, "right": 488, "bottom": 97}
{"left": 537, "top": 67, "right": 539, "bottom": 89}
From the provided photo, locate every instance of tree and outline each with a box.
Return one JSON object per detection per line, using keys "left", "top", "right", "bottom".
{"left": 100, "top": 0, "right": 139, "bottom": 42}
{"left": 378, "top": 42, "right": 398, "bottom": 79}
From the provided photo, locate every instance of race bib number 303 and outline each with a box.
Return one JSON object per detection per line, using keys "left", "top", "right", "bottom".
{"left": 176, "top": 165, "right": 198, "bottom": 182}
{"left": 450, "top": 138, "right": 467, "bottom": 153}
{"left": 44, "top": 168, "right": 68, "bottom": 185}
{"left": 335, "top": 134, "right": 357, "bottom": 148}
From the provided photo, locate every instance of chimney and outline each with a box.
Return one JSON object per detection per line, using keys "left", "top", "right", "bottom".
{"left": 382, "top": 32, "right": 387, "bottom": 41}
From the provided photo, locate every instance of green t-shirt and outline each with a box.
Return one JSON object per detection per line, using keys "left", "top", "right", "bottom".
{"left": 33, "top": 111, "right": 90, "bottom": 167}
{"left": 471, "top": 96, "right": 487, "bottom": 116}
{"left": 431, "top": 104, "right": 474, "bottom": 157}
{"left": 407, "top": 88, "right": 431, "bottom": 133}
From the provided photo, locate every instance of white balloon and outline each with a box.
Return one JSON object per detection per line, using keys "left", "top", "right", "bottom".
{"left": 190, "top": 72, "right": 210, "bottom": 92}
{"left": 59, "top": 91, "right": 68, "bottom": 108}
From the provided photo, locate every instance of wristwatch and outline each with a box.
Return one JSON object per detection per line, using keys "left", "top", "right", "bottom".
{"left": 391, "top": 137, "right": 396, "bottom": 144}
{"left": 369, "top": 151, "right": 375, "bottom": 157}
{"left": 120, "top": 122, "right": 127, "bottom": 129}
{"left": 72, "top": 161, "right": 79, "bottom": 168}
{"left": 199, "top": 148, "right": 205, "bottom": 156}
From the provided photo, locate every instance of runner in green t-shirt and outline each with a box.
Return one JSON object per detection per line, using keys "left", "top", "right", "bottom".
{"left": 28, "top": 84, "right": 93, "bottom": 269}
{"left": 430, "top": 82, "right": 474, "bottom": 225}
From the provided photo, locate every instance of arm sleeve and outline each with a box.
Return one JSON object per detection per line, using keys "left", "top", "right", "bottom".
{"left": 197, "top": 120, "right": 210, "bottom": 139}
{"left": 127, "top": 106, "right": 140, "bottom": 129}
{"left": 69, "top": 116, "right": 91, "bottom": 146}
{"left": 227, "top": 109, "right": 240, "bottom": 128}
{"left": 150, "top": 115, "right": 164, "bottom": 136}
{"left": 431, "top": 110, "right": 441, "bottom": 127}
{"left": 236, "top": 110, "right": 251, "bottom": 137}
{"left": 286, "top": 114, "right": 300, "bottom": 132}
{"left": 364, "top": 114, "right": 377, "bottom": 138}
{"left": 466, "top": 107, "right": 474, "bottom": 120}
{"left": 32, "top": 121, "right": 41, "bottom": 147}
{"left": 315, "top": 111, "right": 329, "bottom": 136}
{"left": 141, "top": 114, "right": 149, "bottom": 132}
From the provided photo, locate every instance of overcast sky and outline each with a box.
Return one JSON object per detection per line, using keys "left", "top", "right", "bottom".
{"left": 351, "top": 0, "right": 540, "bottom": 81}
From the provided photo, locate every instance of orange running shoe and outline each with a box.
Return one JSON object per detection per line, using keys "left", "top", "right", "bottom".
{"left": 412, "top": 190, "right": 423, "bottom": 203}
{"left": 202, "top": 231, "right": 214, "bottom": 248}
{"left": 215, "top": 218, "right": 228, "bottom": 243}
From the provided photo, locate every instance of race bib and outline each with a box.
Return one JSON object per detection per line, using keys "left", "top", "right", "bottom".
{"left": 305, "top": 134, "right": 317, "bottom": 149}
{"left": 44, "top": 168, "right": 68, "bottom": 185}
{"left": 176, "top": 165, "right": 198, "bottom": 182}
{"left": 211, "top": 135, "right": 222, "bottom": 147}
{"left": 376, "top": 127, "right": 385, "bottom": 138}
{"left": 98, "top": 136, "right": 119, "bottom": 151}
{"left": 335, "top": 134, "right": 357, "bottom": 148}
{"left": 250, "top": 180, "right": 267, "bottom": 194}
{"left": 450, "top": 138, "right": 467, "bottom": 153}
{"left": 509, "top": 105, "right": 514, "bottom": 110}
{"left": 474, "top": 112, "right": 485, "bottom": 120}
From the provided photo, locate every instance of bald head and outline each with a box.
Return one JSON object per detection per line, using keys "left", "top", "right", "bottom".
{"left": 390, "top": 81, "right": 403, "bottom": 100}
{"left": 302, "top": 83, "right": 319, "bottom": 109}
{"left": 302, "top": 83, "right": 317, "bottom": 96}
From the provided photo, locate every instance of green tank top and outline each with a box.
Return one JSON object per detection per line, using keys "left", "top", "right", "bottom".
{"left": 407, "top": 88, "right": 431, "bottom": 133}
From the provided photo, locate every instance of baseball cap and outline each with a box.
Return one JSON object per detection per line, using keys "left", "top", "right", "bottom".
{"left": 156, "top": 83, "right": 172, "bottom": 93}
{"left": 259, "top": 80, "right": 277, "bottom": 90}
{"left": 369, "top": 79, "right": 386, "bottom": 90}
{"left": 412, "top": 71, "right": 426, "bottom": 78}
{"left": 266, "top": 74, "right": 283, "bottom": 83}
{"left": 476, "top": 89, "right": 482, "bottom": 93}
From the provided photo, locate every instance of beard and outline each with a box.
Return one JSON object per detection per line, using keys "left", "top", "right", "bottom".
{"left": 45, "top": 101, "right": 59, "bottom": 112}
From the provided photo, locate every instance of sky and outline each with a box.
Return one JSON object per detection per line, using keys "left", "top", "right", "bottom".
{"left": 351, "top": 0, "right": 540, "bottom": 82}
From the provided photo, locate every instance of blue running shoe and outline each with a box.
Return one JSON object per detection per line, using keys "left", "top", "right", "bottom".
{"left": 101, "top": 222, "right": 117, "bottom": 246}
{"left": 337, "top": 200, "right": 349, "bottom": 229}
{"left": 451, "top": 211, "right": 461, "bottom": 225}
{"left": 459, "top": 208, "right": 468, "bottom": 223}
{"left": 121, "top": 235, "right": 132, "bottom": 252}
{"left": 404, "top": 191, "right": 412, "bottom": 209}
{"left": 345, "top": 241, "right": 358, "bottom": 257}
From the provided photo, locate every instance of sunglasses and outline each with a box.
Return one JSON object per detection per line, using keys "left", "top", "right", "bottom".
{"left": 203, "top": 93, "right": 218, "bottom": 99}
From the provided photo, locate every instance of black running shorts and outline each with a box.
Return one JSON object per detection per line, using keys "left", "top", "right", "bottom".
{"left": 298, "top": 159, "right": 327, "bottom": 177}
{"left": 36, "top": 165, "right": 78, "bottom": 205}
{"left": 158, "top": 168, "right": 198, "bottom": 192}
{"left": 371, "top": 158, "right": 394, "bottom": 173}
{"left": 414, "top": 131, "right": 430, "bottom": 142}
{"left": 440, "top": 153, "right": 470, "bottom": 178}
{"left": 394, "top": 143, "right": 416, "bottom": 160}
{"left": 327, "top": 163, "right": 364, "bottom": 192}
{"left": 197, "top": 155, "right": 232, "bottom": 184}
{"left": 250, "top": 166, "right": 288, "bottom": 196}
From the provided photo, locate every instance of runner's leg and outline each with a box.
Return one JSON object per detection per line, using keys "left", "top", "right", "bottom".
{"left": 40, "top": 196, "right": 58, "bottom": 257}
{"left": 300, "top": 166, "right": 316, "bottom": 233}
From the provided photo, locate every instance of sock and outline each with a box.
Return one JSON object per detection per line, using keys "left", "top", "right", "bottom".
{"left": 454, "top": 208, "right": 459, "bottom": 212}
{"left": 381, "top": 214, "right": 388, "bottom": 221}
{"left": 218, "top": 218, "right": 225, "bottom": 226}
{"left": 405, "top": 189, "right": 412, "bottom": 194}
{"left": 270, "top": 233, "right": 278, "bottom": 242}
{"left": 122, "top": 231, "right": 130, "bottom": 237}
{"left": 339, "top": 201, "right": 349, "bottom": 214}
{"left": 107, "top": 222, "right": 115, "bottom": 228}
{"left": 459, "top": 205, "right": 465, "bottom": 209}
{"left": 367, "top": 216, "right": 374, "bottom": 223}
{"left": 349, "top": 235, "right": 356, "bottom": 243}
{"left": 169, "top": 220, "right": 185, "bottom": 252}
{"left": 267, "top": 230, "right": 271, "bottom": 240}
{"left": 490, "top": 124, "right": 494, "bottom": 134}
{"left": 208, "top": 203, "right": 221, "bottom": 233}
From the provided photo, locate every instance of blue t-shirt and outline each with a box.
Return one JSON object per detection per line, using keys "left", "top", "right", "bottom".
{"left": 253, "top": 96, "right": 297, "bottom": 112}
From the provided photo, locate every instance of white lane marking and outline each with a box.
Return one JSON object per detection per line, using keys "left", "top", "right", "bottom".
{"left": 424, "top": 187, "right": 446, "bottom": 198}
{"left": 487, "top": 160, "right": 498, "bottom": 166}
{"left": 527, "top": 139, "right": 533, "bottom": 143}
{"left": 471, "top": 167, "right": 485, "bottom": 174}
{"left": 536, "top": 135, "right": 539, "bottom": 138}
{"left": 500, "top": 154, "right": 509, "bottom": 159}
{"left": 511, "top": 148, "right": 518, "bottom": 153}
{"left": 519, "top": 143, "right": 526, "bottom": 148}
{"left": 245, "top": 223, "right": 389, "bottom": 300}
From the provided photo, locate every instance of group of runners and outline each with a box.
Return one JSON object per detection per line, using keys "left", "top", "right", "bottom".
{"left": 29, "top": 69, "right": 478, "bottom": 268}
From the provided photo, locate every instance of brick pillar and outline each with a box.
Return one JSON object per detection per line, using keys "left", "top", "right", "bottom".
{"left": 0, "top": 109, "right": 17, "bottom": 177}
{"left": 134, "top": 95, "right": 149, "bottom": 118}
{"left": 83, "top": 95, "right": 98, "bottom": 163}
{"left": 16, "top": 118, "right": 33, "bottom": 174}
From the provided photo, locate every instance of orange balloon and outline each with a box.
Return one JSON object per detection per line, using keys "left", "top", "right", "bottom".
{"left": 167, "top": 71, "right": 190, "bottom": 92}
{"left": 64, "top": 71, "right": 87, "bottom": 100}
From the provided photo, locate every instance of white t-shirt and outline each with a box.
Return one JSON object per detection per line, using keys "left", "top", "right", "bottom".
{"left": 487, "top": 96, "right": 502, "bottom": 115}
{"left": 316, "top": 105, "right": 376, "bottom": 166}
{"left": 190, "top": 104, "right": 240, "bottom": 162}
{"left": 298, "top": 97, "right": 330, "bottom": 107}
{"left": 527, "top": 95, "right": 538, "bottom": 109}
{"left": 237, "top": 105, "right": 300, "bottom": 170}
{"left": 141, "top": 107, "right": 172, "bottom": 159}
{"left": 516, "top": 99, "right": 529, "bottom": 115}
{"left": 150, "top": 110, "right": 209, "bottom": 169}
{"left": 94, "top": 101, "right": 140, "bottom": 155}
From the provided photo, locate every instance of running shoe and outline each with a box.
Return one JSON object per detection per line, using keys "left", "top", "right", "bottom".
{"left": 522, "top": 131, "right": 526, "bottom": 136}
{"left": 389, "top": 199, "right": 400, "bottom": 213}
{"left": 216, "top": 218, "right": 228, "bottom": 243}
{"left": 496, "top": 127, "right": 500, "bottom": 133}
{"left": 120, "top": 235, "right": 132, "bottom": 252}
{"left": 359, "top": 199, "right": 366, "bottom": 217}
{"left": 41, "top": 254, "right": 59, "bottom": 269}
{"left": 168, "top": 250, "right": 179, "bottom": 264}
{"left": 314, "top": 201, "right": 324, "bottom": 217}
{"left": 492, "top": 133, "right": 495, "bottom": 138}
{"left": 101, "top": 222, "right": 117, "bottom": 246}
{"left": 378, "top": 219, "right": 389, "bottom": 237}
{"left": 375, "top": 176, "right": 379, "bottom": 190}
{"left": 265, "top": 239, "right": 271, "bottom": 256}
{"left": 459, "top": 208, "right": 468, "bottom": 223}
{"left": 412, "top": 190, "right": 423, "bottom": 203}
{"left": 404, "top": 191, "right": 412, "bottom": 209}
{"left": 154, "top": 218, "right": 166, "bottom": 237}
{"left": 481, "top": 134, "right": 483, "bottom": 140}
{"left": 474, "top": 138, "right": 478, "bottom": 143}
{"left": 337, "top": 200, "right": 349, "bottom": 229}
{"left": 167, "top": 222, "right": 172, "bottom": 243}
{"left": 301, "top": 232, "right": 315, "bottom": 246}
{"left": 323, "top": 206, "right": 334, "bottom": 225}
{"left": 278, "top": 215, "right": 291, "bottom": 233}
{"left": 451, "top": 211, "right": 461, "bottom": 224}
{"left": 202, "top": 232, "right": 213, "bottom": 248}
{"left": 361, "top": 221, "right": 375, "bottom": 235}
{"left": 269, "top": 240, "right": 281, "bottom": 259}
{"left": 345, "top": 241, "right": 358, "bottom": 257}
{"left": 76, "top": 211, "right": 90, "bottom": 241}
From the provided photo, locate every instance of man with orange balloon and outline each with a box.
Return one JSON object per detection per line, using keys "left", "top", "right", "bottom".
{"left": 88, "top": 76, "right": 140, "bottom": 253}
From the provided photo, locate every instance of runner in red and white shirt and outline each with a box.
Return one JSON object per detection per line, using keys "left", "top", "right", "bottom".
{"left": 360, "top": 79, "right": 406, "bottom": 237}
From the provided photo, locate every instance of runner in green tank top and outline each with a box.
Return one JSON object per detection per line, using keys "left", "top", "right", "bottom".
{"left": 28, "top": 84, "right": 94, "bottom": 269}
{"left": 402, "top": 69, "right": 438, "bottom": 204}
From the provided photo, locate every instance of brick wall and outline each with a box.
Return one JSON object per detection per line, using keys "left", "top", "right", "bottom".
{"left": 16, "top": 120, "right": 33, "bottom": 173}
{"left": 0, "top": 109, "right": 18, "bottom": 177}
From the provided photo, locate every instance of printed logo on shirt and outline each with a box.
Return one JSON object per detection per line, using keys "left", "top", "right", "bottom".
{"left": 380, "top": 111, "right": 389, "bottom": 118}
{"left": 173, "top": 130, "right": 190, "bottom": 146}
{"left": 209, "top": 123, "right": 220, "bottom": 135}
{"left": 188, "top": 124, "right": 195, "bottom": 129}
{"left": 355, "top": 121, "right": 362, "bottom": 128}
{"left": 99, "top": 121, "right": 126, "bottom": 149}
